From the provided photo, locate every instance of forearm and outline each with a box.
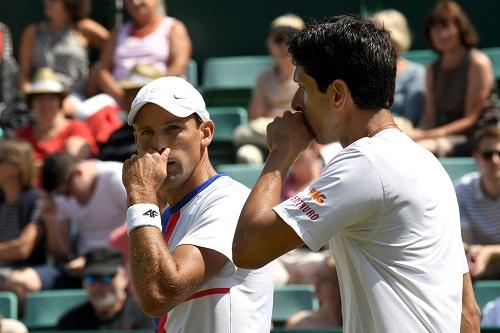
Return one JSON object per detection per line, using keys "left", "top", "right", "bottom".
{"left": 129, "top": 227, "right": 190, "bottom": 316}
{"left": 461, "top": 273, "right": 480, "bottom": 333}
{"left": 44, "top": 218, "right": 70, "bottom": 261}
{"left": 0, "top": 240, "right": 32, "bottom": 262}
{"left": 97, "top": 68, "right": 123, "bottom": 103}
{"left": 426, "top": 115, "right": 478, "bottom": 138}
{"left": 234, "top": 147, "right": 296, "bottom": 266}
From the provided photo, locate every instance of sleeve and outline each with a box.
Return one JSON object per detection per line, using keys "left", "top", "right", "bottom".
{"left": 273, "top": 148, "right": 384, "bottom": 252}
{"left": 177, "top": 185, "right": 250, "bottom": 264}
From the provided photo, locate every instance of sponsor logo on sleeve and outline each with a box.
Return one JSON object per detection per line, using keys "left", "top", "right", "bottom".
{"left": 308, "top": 188, "right": 326, "bottom": 204}
{"left": 290, "top": 195, "right": 320, "bottom": 221}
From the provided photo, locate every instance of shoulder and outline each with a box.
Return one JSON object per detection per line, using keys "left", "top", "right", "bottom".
{"left": 455, "top": 172, "right": 480, "bottom": 193}
{"left": 77, "top": 18, "right": 100, "bottom": 33}
{"left": 469, "top": 48, "right": 493, "bottom": 69}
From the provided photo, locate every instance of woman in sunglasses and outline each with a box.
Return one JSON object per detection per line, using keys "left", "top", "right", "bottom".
{"left": 456, "top": 125, "right": 500, "bottom": 282}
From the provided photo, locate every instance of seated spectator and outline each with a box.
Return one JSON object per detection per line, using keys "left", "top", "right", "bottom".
{"left": 0, "top": 140, "right": 46, "bottom": 288}
{"left": 56, "top": 247, "right": 154, "bottom": 330}
{"left": 281, "top": 143, "right": 323, "bottom": 201}
{"left": 15, "top": 68, "right": 98, "bottom": 172}
{"left": 97, "top": 0, "right": 191, "bottom": 108}
{"left": 4, "top": 152, "right": 127, "bottom": 300}
{"left": 480, "top": 296, "right": 500, "bottom": 327}
{"left": 99, "top": 63, "right": 165, "bottom": 162}
{"left": 371, "top": 9, "right": 426, "bottom": 127}
{"left": 19, "top": 0, "right": 109, "bottom": 116}
{"left": 457, "top": 125, "right": 500, "bottom": 279}
{"left": 286, "top": 256, "right": 342, "bottom": 328}
{"left": 0, "top": 22, "right": 29, "bottom": 137}
{"left": 412, "top": 0, "right": 496, "bottom": 157}
{"left": 233, "top": 13, "right": 304, "bottom": 164}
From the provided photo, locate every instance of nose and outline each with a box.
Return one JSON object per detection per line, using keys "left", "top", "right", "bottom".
{"left": 291, "top": 87, "right": 304, "bottom": 112}
{"left": 150, "top": 133, "right": 169, "bottom": 154}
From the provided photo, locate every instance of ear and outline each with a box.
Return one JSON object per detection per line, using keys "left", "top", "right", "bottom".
{"left": 327, "top": 79, "right": 349, "bottom": 111}
{"left": 200, "top": 120, "right": 214, "bottom": 148}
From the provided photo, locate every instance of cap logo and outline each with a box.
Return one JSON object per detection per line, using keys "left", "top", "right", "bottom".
{"left": 173, "top": 94, "right": 186, "bottom": 100}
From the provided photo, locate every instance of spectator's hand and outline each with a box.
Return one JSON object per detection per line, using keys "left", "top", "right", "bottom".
{"left": 40, "top": 192, "right": 58, "bottom": 224}
{"left": 409, "top": 128, "right": 425, "bottom": 141}
{"left": 267, "top": 110, "right": 312, "bottom": 157}
{"left": 64, "top": 256, "right": 86, "bottom": 277}
{"left": 467, "top": 245, "right": 493, "bottom": 278}
{"left": 122, "top": 148, "right": 170, "bottom": 206}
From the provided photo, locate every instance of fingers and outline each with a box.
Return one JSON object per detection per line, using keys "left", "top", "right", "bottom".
{"left": 160, "top": 148, "right": 170, "bottom": 161}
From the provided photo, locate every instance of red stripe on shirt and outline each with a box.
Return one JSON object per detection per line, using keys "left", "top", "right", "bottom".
{"left": 163, "top": 211, "right": 180, "bottom": 242}
{"left": 157, "top": 314, "right": 168, "bottom": 333}
{"left": 185, "top": 287, "right": 230, "bottom": 301}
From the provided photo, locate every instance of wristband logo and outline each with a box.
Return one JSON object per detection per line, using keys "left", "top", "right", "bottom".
{"left": 143, "top": 209, "right": 159, "bottom": 218}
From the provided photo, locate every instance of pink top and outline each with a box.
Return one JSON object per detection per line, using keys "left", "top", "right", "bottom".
{"left": 112, "top": 16, "right": 175, "bottom": 80}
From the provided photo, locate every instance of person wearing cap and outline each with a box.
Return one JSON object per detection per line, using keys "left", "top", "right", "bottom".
{"left": 122, "top": 76, "right": 274, "bottom": 332}
{"left": 233, "top": 13, "right": 304, "bottom": 164}
{"left": 15, "top": 67, "right": 98, "bottom": 170}
{"left": 56, "top": 247, "right": 154, "bottom": 330}
{"left": 99, "top": 63, "right": 166, "bottom": 162}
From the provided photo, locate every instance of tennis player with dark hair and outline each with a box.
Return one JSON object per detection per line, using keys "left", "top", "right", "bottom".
{"left": 232, "top": 14, "right": 480, "bottom": 332}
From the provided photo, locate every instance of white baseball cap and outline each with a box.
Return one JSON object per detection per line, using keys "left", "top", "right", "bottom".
{"left": 128, "top": 76, "right": 210, "bottom": 125}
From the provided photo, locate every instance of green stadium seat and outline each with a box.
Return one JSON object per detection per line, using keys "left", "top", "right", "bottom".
{"left": 402, "top": 49, "right": 437, "bottom": 66}
{"left": 186, "top": 59, "right": 198, "bottom": 87}
{"left": 271, "top": 328, "right": 343, "bottom": 333}
{"left": 483, "top": 47, "right": 500, "bottom": 94}
{"left": 201, "top": 56, "right": 272, "bottom": 107}
{"left": 273, "top": 284, "right": 317, "bottom": 326}
{"left": 208, "top": 107, "right": 248, "bottom": 165}
{"left": 474, "top": 280, "right": 500, "bottom": 311}
{"left": 216, "top": 163, "right": 263, "bottom": 188}
{"left": 439, "top": 157, "right": 478, "bottom": 182}
{"left": 23, "top": 289, "right": 88, "bottom": 330}
{"left": 0, "top": 291, "right": 18, "bottom": 319}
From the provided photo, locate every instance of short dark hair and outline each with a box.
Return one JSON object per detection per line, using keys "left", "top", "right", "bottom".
{"left": 41, "top": 152, "right": 79, "bottom": 193}
{"left": 424, "top": 0, "right": 479, "bottom": 52}
{"left": 62, "top": 0, "right": 90, "bottom": 23}
{"left": 288, "top": 14, "right": 396, "bottom": 110}
{"left": 472, "top": 125, "right": 500, "bottom": 151}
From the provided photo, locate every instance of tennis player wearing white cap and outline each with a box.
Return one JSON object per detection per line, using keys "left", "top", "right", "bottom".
{"left": 122, "top": 76, "right": 274, "bottom": 333}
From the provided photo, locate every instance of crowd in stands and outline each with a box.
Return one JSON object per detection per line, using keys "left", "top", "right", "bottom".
{"left": 0, "top": 0, "right": 498, "bottom": 331}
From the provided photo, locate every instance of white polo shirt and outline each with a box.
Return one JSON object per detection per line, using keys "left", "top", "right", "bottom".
{"left": 156, "top": 175, "right": 274, "bottom": 333}
{"left": 274, "top": 129, "right": 467, "bottom": 333}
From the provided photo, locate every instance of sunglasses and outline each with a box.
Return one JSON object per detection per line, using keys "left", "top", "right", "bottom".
{"left": 83, "top": 274, "right": 116, "bottom": 285}
{"left": 480, "top": 150, "right": 500, "bottom": 161}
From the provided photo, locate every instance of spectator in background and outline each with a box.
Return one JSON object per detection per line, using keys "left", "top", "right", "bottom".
{"left": 457, "top": 125, "right": 500, "bottom": 279}
{"left": 286, "top": 256, "right": 342, "bottom": 329}
{"left": 412, "top": 0, "right": 496, "bottom": 157}
{"left": 370, "top": 9, "right": 426, "bottom": 128}
{"left": 99, "top": 63, "right": 166, "bottom": 162}
{"left": 15, "top": 68, "right": 98, "bottom": 172}
{"left": 0, "top": 140, "right": 46, "bottom": 289}
{"left": 97, "top": 0, "right": 192, "bottom": 109}
{"left": 0, "top": 22, "right": 30, "bottom": 137}
{"left": 233, "top": 13, "right": 304, "bottom": 164}
{"left": 4, "top": 152, "right": 126, "bottom": 300}
{"left": 19, "top": 0, "right": 109, "bottom": 116}
{"left": 56, "top": 247, "right": 154, "bottom": 330}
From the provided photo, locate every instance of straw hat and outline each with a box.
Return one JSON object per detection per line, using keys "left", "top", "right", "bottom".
{"left": 26, "top": 67, "right": 67, "bottom": 96}
{"left": 118, "top": 63, "right": 167, "bottom": 90}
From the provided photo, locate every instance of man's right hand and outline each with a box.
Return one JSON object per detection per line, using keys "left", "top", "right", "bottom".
{"left": 122, "top": 148, "right": 170, "bottom": 207}
{"left": 266, "top": 111, "right": 313, "bottom": 161}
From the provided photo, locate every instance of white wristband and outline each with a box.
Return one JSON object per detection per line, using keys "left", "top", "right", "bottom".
{"left": 127, "top": 204, "right": 162, "bottom": 234}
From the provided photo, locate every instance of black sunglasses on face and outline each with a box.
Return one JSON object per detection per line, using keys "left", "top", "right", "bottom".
{"left": 481, "top": 150, "right": 500, "bottom": 161}
{"left": 83, "top": 274, "right": 116, "bottom": 285}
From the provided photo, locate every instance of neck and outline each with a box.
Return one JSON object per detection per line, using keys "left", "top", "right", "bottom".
{"left": 165, "top": 156, "right": 217, "bottom": 206}
{"left": 48, "top": 15, "right": 71, "bottom": 30}
{"left": 343, "top": 108, "right": 398, "bottom": 147}
{"left": 480, "top": 176, "right": 500, "bottom": 199}
{"left": 275, "top": 59, "right": 295, "bottom": 81}
{"left": 2, "top": 182, "right": 21, "bottom": 203}
{"left": 36, "top": 112, "right": 66, "bottom": 134}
